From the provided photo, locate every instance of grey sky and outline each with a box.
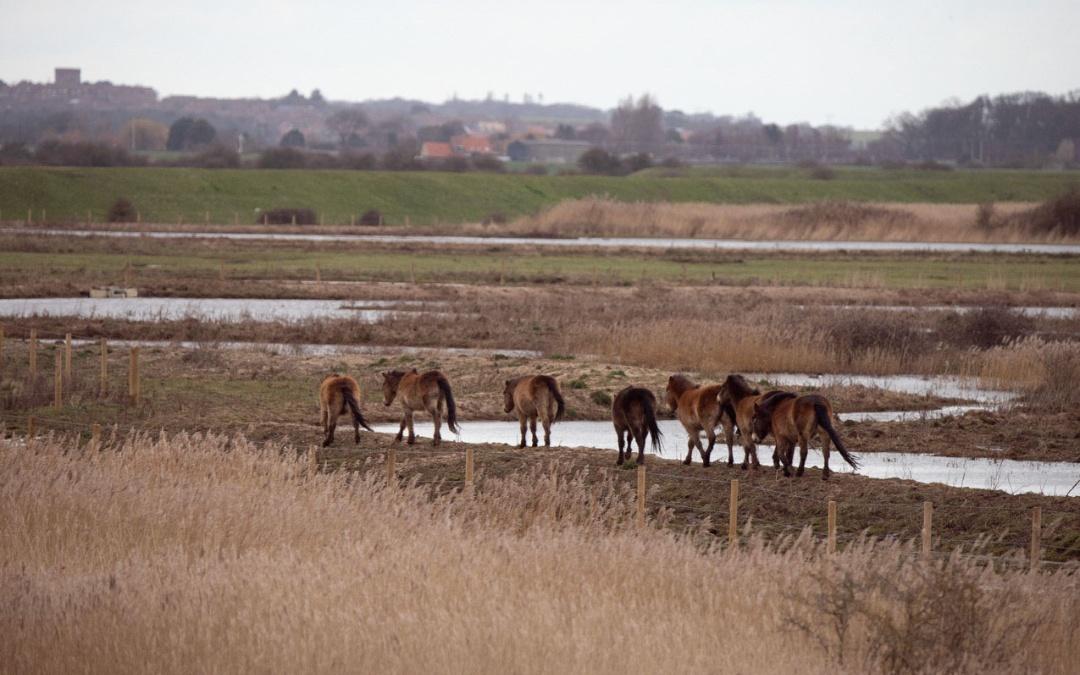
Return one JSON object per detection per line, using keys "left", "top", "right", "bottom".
{"left": 3, "top": 0, "right": 1078, "bottom": 129}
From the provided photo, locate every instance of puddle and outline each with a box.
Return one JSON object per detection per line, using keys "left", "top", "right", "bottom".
{"left": 68, "top": 338, "right": 540, "bottom": 359}
{"left": 6, "top": 228, "right": 1080, "bottom": 255}
{"left": 374, "top": 419, "right": 1079, "bottom": 496}
{"left": 808, "top": 304, "right": 1079, "bottom": 318}
{"left": 748, "top": 372, "right": 1015, "bottom": 405}
{"left": 0, "top": 297, "right": 436, "bottom": 322}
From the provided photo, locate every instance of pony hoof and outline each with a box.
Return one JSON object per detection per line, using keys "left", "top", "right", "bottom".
{"left": 796, "top": 468, "right": 805, "bottom": 477}
{"left": 407, "top": 439, "right": 416, "bottom": 446}
{"left": 682, "top": 458, "right": 692, "bottom": 466}
{"left": 518, "top": 442, "right": 526, "bottom": 449}
{"left": 727, "top": 460, "right": 734, "bottom": 467}
{"left": 321, "top": 440, "right": 332, "bottom": 448}
{"left": 740, "top": 463, "right": 748, "bottom": 470}
{"left": 636, "top": 457, "right": 645, "bottom": 465}
{"left": 616, "top": 457, "right": 624, "bottom": 466}
{"left": 702, "top": 460, "right": 711, "bottom": 468}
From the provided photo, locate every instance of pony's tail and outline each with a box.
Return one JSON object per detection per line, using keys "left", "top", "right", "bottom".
{"left": 437, "top": 374, "right": 459, "bottom": 434}
{"left": 543, "top": 375, "right": 566, "bottom": 422}
{"left": 641, "top": 393, "right": 664, "bottom": 455}
{"left": 814, "top": 400, "right": 858, "bottom": 470}
{"left": 341, "top": 386, "right": 373, "bottom": 432}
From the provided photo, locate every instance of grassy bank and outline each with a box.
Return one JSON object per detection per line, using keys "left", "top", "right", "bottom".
{"left": 1, "top": 165, "right": 1077, "bottom": 225}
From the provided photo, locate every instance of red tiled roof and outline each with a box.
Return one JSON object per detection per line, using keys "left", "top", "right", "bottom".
{"left": 420, "top": 141, "right": 454, "bottom": 158}
{"left": 451, "top": 134, "right": 492, "bottom": 153}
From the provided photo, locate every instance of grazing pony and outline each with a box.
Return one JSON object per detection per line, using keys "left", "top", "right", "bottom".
{"left": 503, "top": 374, "right": 565, "bottom": 448}
{"left": 715, "top": 373, "right": 768, "bottom": 470}
{"left": 611, "top": 386, "right": 663, "bottom": 465}
{"left": 381, "top": 368, "right": 459, "bottom": 446}
{"left": 665, "top": 374, "right": 735, "bottom": 467}
{"left": 750, "top": 391, "right": 859, "bottom": 479}
{"left": 318, "top": 373, "right": 374, "bottom": 447}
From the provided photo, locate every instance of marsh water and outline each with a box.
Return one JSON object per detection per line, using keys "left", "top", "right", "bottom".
{"left": 7, "top": 228, "right": 1080, "bottom": 255}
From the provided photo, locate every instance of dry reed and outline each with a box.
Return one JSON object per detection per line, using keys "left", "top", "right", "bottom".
{"left": 2, "top": 432, "right": 1077, "bottom": 673}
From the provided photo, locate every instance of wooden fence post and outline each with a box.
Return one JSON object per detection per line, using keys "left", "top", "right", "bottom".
{"left": 204, "top": 210, "right": 210, "bottom": 224}
{"left": 218, "top": 261, "right": 226, "bottom": 281}
{"left": 922, "top": 501, "right": 933, "bottom": 558}
{"left": 728, "top": 479, "right": 739, "bottom": 547}
{"left": 53, "top": 351, "right": 62, "bottom": 408}
{"left": 386, "top": 448, "right": 396, "bottom": 486}
{"left": 136, "top": 211, "right": 141, "bottom": 224}
{"left": 128, "top": 347, "right": 140, "bottom": 405}
{"left": 27, "top": 416, "right": 35, "bottom": 439}
{"left": 827, "top": 500, "right": 837, "bottom": 554}
{"left": 99, "top": 338, "right": 108, "bottom": 396}
{"left": 309, "top": 446, "right": 319, "bottom": 476}
{"left": 1030, "top": 507, "right": 1042, "bottom": 570}
{"left": 0, "top": 324, "right": 4, "bottom": 366}
{"left": 29, "top": 329, "right": 37, "bottom": 377}
{"left": 91, "top": 423, "right": 102, "bottom": 451}
{"left": 636, "top": 464, "right": 647, "bottom": 528}
{"left": 465, "top": 447, "right": 475, "bottom": 496}
{"left": 315, "top": 265, "right": 322, "bottom": 283}
{"left": 64, "top": 333, "right": 72, "bottom": 382}
{"left": 124, "top": 263, "right": 132, "bottom": 287}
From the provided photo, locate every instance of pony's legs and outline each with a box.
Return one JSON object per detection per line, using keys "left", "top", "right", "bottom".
{"left": 633, "top": 427, "right": 647, "bottom": 465}
{"left": 683, "top": 429, "right": 699, "bottom": 465}
{"left": 820, "top": 434, "right": 833, "bottom": 480}
{"left": 353, "top": 413, "right": 361, "bottom": 444}
{"left": 323, "top": 412, "right": 336, "bottom": 447}
{"left": 541, "top": 407, "right": 552, "bottom": 447}
{"left": 776, "top": 440, "right": 794, "bottom": 477}
{"left": 518, "top": 412, "right": 528, "bottom": 448}
{"left": 529, "top": 416, "right": 538, "bottom": 447}
{"left": 395, "top": 416, "right": 406, "bottom": 443}
{"left": 722, "top": 416, "right": 735, "bottom": 467}
{"left": 701, "top": 428, "right": 716, "bottom": 467}
{"left": 405, "top": 410, "right": 416, "bottom": 445}
{"left": 796, "top": 435, "right": 809, "bottom": 477}
{"left": 431, "top": 402, "right": 442, "bottom": 447}
{"left": 616, "top": 426, "right": 626, "bottom": 465}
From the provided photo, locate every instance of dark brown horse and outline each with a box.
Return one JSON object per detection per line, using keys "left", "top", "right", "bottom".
{"left": 503, "top": 375, "right": 565, "bottom": 448}
{"left": 715, "top": 374, "right": 767, "bottom": 470}
{"left": 750, "top": 391, "right": 859, "bottom": 479}
{"left": 611, "top": 386, "right": 663, "bottom": 465}
{"left": 381, "top": 369, "right": 459, "bottom": 446}
{"left": 665, "top": 374, "right": 735, "bottom": 467}
{"left": 318, "top": 373, "right": 374, "bottom": 447}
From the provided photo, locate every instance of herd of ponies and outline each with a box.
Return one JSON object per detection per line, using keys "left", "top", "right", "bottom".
{"left": 318, "top": 368, "right": 860, "bottom": 480}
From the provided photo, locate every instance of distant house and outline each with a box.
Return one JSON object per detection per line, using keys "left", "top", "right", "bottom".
{"left": 450, "top": 134, "right": 493, "bottom": 155}
{"left": 507, "top": 139, "right": 591, "bottom": 163}
{"left": 420, "top": 141, "right": 454, "bottom": 159}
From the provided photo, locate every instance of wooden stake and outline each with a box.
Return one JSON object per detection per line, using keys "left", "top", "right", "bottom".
{"left": 91, "top": 423, "right": 102, "bottom": 451}
{"left": 465, "top": 447, "right": 475, "bottom": 496}
{"left": 27, "top": 415, "right": 35, "bottom": 439}
{"left": 128, "top": 347, "right": 140, "bottom": 405}
{"left": 350, "top": 214, "right": 356, "bottom": 227}
{"left": 827, "top": 500, "right": 837, "bottom": 554}
{"left": 291, "top": 214, "right": 297, "bottom": 226}
{"left": 219, "top": 261, "right": 226, "bottom": 281}
{"left": 1030, "top": 507, "right": 1042, "bottom": 570}
{"left": 99, "top": 338, "right": 108, "bottom": 397}
{"left": 204, "top": 210, "right": 210, "bottom": 224}
{"left": 29, "top": 329, "right": 37, "bottom": 377}
{"left": 27, "top": 208, "right": 33, "bottom": 224}
{"left": 64, "top": 333, "right": 72, "bottom": 382}
{"left": 309, "top": 446, "right": 319, "bottom": 476}
{"left": 404, "top": 215, "right": 410, "bottom": 228}
{"left": 233, "top": 212, "right": 239, "bottom": 226}
{"left": 409, "top": 263, "right": 416, "bottom": 284}
{"left": 124, "top": 263, "right": 132, "bottom": 287}
{"left": 728, "top": 479, "right": 739, "bottom": 546}
{"left": 136, "top": 211, "right": 141, "bottom": 224}
{"left": 636, "top": 464, "right": 646, "bottom": 528}
{"left": 315, "top": 265, "right": 321, "bottom": 283}
{"left": 53, "top": 351, "right": 62, "bottom": 408}
{"left": 922, "top": 501, "right": 933, "bottom": 558}
{"left": 386, "top": 448, "right": 396, "bottom": 486}
{"left": 86, "top": 209, "right": 92, "bottom": 224}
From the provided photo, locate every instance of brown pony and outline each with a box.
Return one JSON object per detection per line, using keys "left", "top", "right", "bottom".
{"left": 611, "top": 386, "right": 663, "bottom": 465}
{"left": 750, "top": 391, "right": 859, "bottom": 479}
{"left": 503, "top": 375, "right": 565, "bottom": 448}
{"left": 319, "top": 373, "right": 374, "bottom": 447}
{"left": 381, "top": 368, "right": 459, "bottom": 446}
{"left": 715, "top": 374, "right": 768, "bottom": 470}
{"left": 665, "top": 374, "right": 735, "bottom": 467}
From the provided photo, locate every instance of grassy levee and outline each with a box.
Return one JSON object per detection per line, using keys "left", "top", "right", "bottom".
{"left": 1, "top": 165, "right": 1077, "bottom": 225}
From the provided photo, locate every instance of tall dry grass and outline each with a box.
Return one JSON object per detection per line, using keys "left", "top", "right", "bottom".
{"left": 2, "top": 432, "right": 1078, "bottom": 674}
{"left": 505, "top": 197, "right": 1057, "bottom": 243}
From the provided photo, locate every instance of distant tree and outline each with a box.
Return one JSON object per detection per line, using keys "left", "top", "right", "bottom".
{"left": 327, "top": 108, "right": 369, "bottom": 147}
{"left": 578, "top": 147, "right": 623, "bottom": 175}
{"left": 577, "top": 123, "right": 610, "bottom": 144}
{"left": 309, "top": 89, "right": 326, "bottom": 106}
{"left": 664, "top": 128, "right": 683, "bottom": 143}
{"left": 554, "top": 124, "right": 576, "bottom": 140}
{"left": 762, "top": 123, "right": 783, "bottom": 145}
{"left": 258, "top": 147, "right": 306, "bottom": 169}
{"left": 611, "top": 94, "right": 663, "bottom": 146}
{"left": 121, "top": 118, "right": 169, "bottom": 151}
{"left": 280, "top": 128, "right": 306, "bottom": 148}
{"left": 623, "top": 152, "right": 653, "bottom": 173}
{"left": 281, "top": 89, "right": 306, "bottom": 105}
{"left": 440, "top": 120, "right": 466, "bottom": 139}
{"left": 166, "top": 117, "right": 216, "bottom": 151}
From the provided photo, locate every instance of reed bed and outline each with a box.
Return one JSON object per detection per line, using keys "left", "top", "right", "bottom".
{"left": 507, "top": 197, "right": 1060, "bottom": 243}
{"left": 2, "top": 432, "right": 1078, "bottom": 674}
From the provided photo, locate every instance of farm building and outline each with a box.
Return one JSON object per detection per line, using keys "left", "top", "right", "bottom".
{"left": 506, "top": 139, "right": 591, "bottom": 163}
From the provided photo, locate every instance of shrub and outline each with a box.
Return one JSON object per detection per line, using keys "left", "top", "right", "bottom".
{"left": 471, "top": 154, "right": 505, "bottom": 173}
{"left": 658, "top": 156, "right": 684, "bottom": 169}
{"left": 1017, "top": 187, "right": 1080, "bottom": 236}
{"left": 589, "top": 390, "right": 612, "bottom": 406}
{"left": 340, "top": 152, "right": 377, "bottom": 170}
{"left": 257, "top": 148, "right": 306, "bottom": 169}
{"left": 974, "top": 202, "right": 996, "bottom": 232}
{"left": 916, "top": 159, "right": 953, "bottom": 171}
{"left": 578, "top": 147, "right": 624, "bottom": 175}
{"left": 824, "top": 310, "right": 928, "bottom": 362}
{"left": 522, "top": 164, "right": 548, "bottom": 175}
{"left": 623, "top": 153, "right": 653, "bottom": 173}
{"left": 809, "top": 165, "right": 836, "bottom": 180}
{"left": 358, "top": 209, "right": 383, "bottom": 226}
{"left": 482, "top": 212, "right": 507, "bottom": 226}
{"left": 190, "top": 144, "right": 240, "bottom": 169}
{"left": 107, "top": 197, "right": 137, "bottom": 223}
{"left": 381, "top": 149, "right": 424, "bottom": 171}
{"left": 937, "top": 307, "right": 1032, "bottom": 349}
{"left": 260, "top": 208, "right": 317, "bottom": 225}
{"left": 0, "top": 142, "right": 33, "bottom": 164}
{"left": 1025, "top": 341, "right": 1080, "bottom": 411}
{"left": 33, "top": 140, "right": 138, "bottom": 167}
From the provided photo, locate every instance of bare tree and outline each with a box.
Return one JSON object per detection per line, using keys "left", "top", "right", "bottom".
{"left": 327, "top": 108, "right": 370, "bottom": 148}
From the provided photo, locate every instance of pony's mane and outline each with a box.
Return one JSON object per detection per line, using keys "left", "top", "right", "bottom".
{"left": 757, "top": 390, "right": 796, "bottom": 417}
{"left": 667, "top": 374, "right": 697, "bottom": 394}
{"left": 723, "top": 374, "right": 760, "bottom": 400}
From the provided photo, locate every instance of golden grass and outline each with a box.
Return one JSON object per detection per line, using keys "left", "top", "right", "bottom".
{"left": 505, "top": 197, "right": 1065, "bottom": 243}
{"left": 2, "top": 431, "right": 1078, "bottom": 674}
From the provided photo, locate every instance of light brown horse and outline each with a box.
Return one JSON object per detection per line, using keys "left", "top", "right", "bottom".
{"left": 381, "top": 369, "right": 459, "bottom": 446}
{"left": 612, "top": 386, "right": 663, "bottom": 465}
{"left": 503, "top": 375, "right": 565, "bottom": 448}
{"left": 665, "top": 374, "right": 735, "bottom": 467}
{"left": 750, "top": 391, "right": 859, "bottom": 479}
{"left": 716, "top": 373, "right": 769, "bottom": 470}
{"left": 318, "top": 373, "right": 374, "bottom": 447}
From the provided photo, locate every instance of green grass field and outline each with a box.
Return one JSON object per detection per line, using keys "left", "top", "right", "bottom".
{"left": 1, "top": 165, "right": 1077, "bottom": 226}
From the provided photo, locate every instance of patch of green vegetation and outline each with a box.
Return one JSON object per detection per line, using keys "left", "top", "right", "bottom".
{"left": 549, "top": 354, "right": 576, "bottom": 361}
{"left": 590, "top": 390, "right": 612, "bottom": 407}
{"left": 568, "top": 378, "right": 588, "bottom": 390}
{"left": 2, "top": 165, "right": 1077, "bottom": 225}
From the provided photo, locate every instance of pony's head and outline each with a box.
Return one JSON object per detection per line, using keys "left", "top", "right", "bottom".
{"left": 503, "top": 378, "right": 518, "bottom": 413}
{"left": 665, "top": 374, "right": 694, "bottom": 413}
{"left": 381, "top": 370, "right": 406, "bottom": 406}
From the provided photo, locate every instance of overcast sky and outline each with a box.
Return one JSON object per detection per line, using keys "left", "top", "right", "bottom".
{"left": 2, "top": 0, "right": 1078, "bottom": 129}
